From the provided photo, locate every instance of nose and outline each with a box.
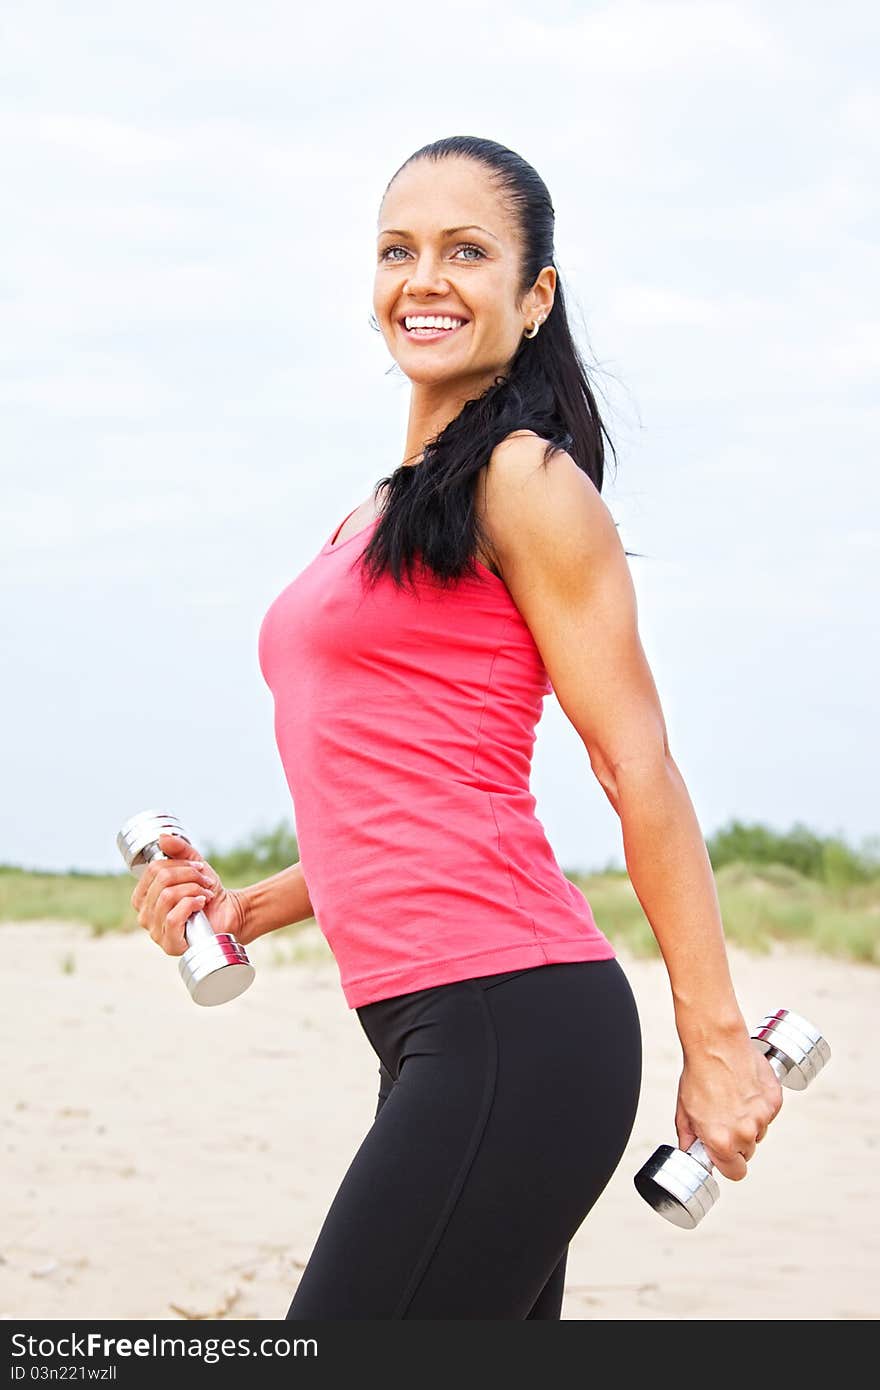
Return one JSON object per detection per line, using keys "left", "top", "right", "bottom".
{"left": 404, "top": 251, "right": 450, "bottom": 298}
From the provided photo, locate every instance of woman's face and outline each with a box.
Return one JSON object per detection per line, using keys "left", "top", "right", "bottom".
{"left": 373, "top": 157, "right": 554, "bottom": 392}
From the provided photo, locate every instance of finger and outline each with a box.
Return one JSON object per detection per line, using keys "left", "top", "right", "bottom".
{"left": 760, "top": 1059, "right": 785, "bottom": 1114}
{"left": 134, "top": 833, "right": 199, "bottom": 889}
{"left": 706, "top": 1148, "right": 748, "bottom": 1182}
{"left": 142, "top": 863, "right": 214, "bottom": 921}
{"left": 133, "top": 839, "right": 199, "bottom": 909}
{"left": 143, "top": 879, "right": 205, "bottom": 939}
{"left": 131, "top": 863, "right": 158, "bottom": 912}
{"left": 149, "top": 886, "right": 204, "bottom": 947}
{"left": 157, "top": 833, "right": 200, "bottom": 860}
{"left": 676, "top": 1128, "right": 698, "bottom": 1155}
{"left": 161, "top": 894, "right": 207, "bottom": 955}
{"left": 730, "top": 1125, "right": 760, "bottom": 1165}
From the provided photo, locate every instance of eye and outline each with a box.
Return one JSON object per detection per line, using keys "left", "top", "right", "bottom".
{"left": 378, "top": 242, "right": 487, "bottom": 263}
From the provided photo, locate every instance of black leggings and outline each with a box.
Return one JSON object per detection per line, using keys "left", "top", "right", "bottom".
{"left": 285, "top": 957, "right": 642, "bottom": 1320}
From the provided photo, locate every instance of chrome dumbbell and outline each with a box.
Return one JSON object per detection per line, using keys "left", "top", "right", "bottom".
{"left": 117, "top": 808, "right": 255, "bottom": 1007}
{"left": 634, "top": 1008, "right": 831, "bottom": 1228}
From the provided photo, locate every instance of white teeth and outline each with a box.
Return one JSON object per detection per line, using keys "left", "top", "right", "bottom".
{"left": 404, "top": 315, "right": 465, "bottom": 330}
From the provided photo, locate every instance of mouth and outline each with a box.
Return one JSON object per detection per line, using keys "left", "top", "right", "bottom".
{"left": 397, "top": 315, "right": 470, "bottom": 343}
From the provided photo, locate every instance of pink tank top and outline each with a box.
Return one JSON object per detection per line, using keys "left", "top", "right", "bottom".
{"left": 257, "top": 503, "right": 615, "bottom": 1008}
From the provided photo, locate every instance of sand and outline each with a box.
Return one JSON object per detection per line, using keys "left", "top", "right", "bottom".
{"left": 2, "top": 919, "right": 877, "bottom": 1321}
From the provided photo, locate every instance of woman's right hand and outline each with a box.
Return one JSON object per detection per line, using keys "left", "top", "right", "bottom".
{"left": 130, "top": 832, "right": 248, "bottom": 955}
{"left": 674, "top": 1029, "right": 783, "bottom": 1182}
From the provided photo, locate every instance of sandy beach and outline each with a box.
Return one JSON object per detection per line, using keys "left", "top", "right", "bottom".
{"left": 2, "top": 918, "right": 877, "bottom": 1321}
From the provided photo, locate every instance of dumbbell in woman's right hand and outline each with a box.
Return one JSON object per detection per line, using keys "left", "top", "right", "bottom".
{"left": 634, "top": 1008, "right": 831, "bottom": 1227}
{"left": 130, "top": 832, "right": 247, "bottom": 955}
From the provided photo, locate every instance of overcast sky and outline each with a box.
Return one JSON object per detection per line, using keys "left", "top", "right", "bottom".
{"left": 2, "top": 0, "right": 877, "bottom": 877}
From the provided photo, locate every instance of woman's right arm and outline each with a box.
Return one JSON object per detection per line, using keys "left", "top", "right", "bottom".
{"left": 485, "top": 437, "right": 781, "bottom": 1180}
{"left": 236, "top": 861, "right": 315, "bottom": 946}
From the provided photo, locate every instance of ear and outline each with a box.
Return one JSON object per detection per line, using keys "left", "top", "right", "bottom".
{"left": 527, "top": 265, "right": 556, "bottom": 323}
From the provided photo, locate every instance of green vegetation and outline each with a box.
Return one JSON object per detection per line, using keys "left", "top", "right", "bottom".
{"left": 0, "top": 823, "right": 301, "bottom": 938}
{"left": 706, "top": 818, "right": 880, "bottom": 887}
{"left": 1, "top": 818, "right": 878, "bottom": 965}
{"left": 202, "top": 822, "right": 302, "bottom": 883}
{"left": 573, "top": 860, "right": 879, "bottom": 964}
{"left": 567, "top": 818, "right": 880, "bottom": 964}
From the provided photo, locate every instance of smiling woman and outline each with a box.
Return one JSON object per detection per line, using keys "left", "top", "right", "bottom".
{"left": 251, "top": 137, "right": 639, "bottom": 1323}
{"left": 236, "top": 135, "right": 786, "bottom": 1323}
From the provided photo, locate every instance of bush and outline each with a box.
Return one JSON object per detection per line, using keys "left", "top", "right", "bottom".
{"left": 201, "top": 821, "right": 300, "bottom": 884}
{"left": 707, "top": 819, "right": 880, "bottom": 886}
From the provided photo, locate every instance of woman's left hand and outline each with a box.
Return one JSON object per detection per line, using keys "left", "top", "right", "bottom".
{"left": 675, "top": 1029, "right": 784, "bottom": 1182}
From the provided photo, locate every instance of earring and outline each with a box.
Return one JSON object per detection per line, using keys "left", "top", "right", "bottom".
{"left": 523, "top": 316, "right": 544, "bottom": 339}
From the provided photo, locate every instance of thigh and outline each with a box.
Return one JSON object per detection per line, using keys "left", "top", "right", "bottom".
{"left": 375, "top": 1047, "right": 568, "bottom": 1319}
{"left": 286, "top": 977, "right": 500, "bottom": 1319}
{"left": 397, "top": 958, "right": 641, "bottom": 1318}
{"left": 285, "top": 958, "right": 641, "bottom": 1320}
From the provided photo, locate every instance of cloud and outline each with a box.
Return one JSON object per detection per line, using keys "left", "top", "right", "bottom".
{"left": 35, "top": 113, "right": 181, "bottom": 164}
{"left": 0, "top": 357, "right": 176, "bottom": 416}
{"left": 2, "top": 0, "right": 878, "bottom": 872}
{"left": 505, "top": 0, "right": 798, "bottom": 76}
{"left": 608, "top": 286, "right": 724, "bottom": 328}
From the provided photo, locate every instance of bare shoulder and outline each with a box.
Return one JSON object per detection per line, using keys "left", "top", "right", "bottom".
{"left": 480, "top": 435, "right": 662, "bottom": 777}
{"left": 482, "top": 432, "right": 620, "bottom": 585}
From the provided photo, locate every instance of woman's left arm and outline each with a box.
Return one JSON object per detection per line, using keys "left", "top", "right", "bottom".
{"left": 484, "top": 435, "right": 783, "bottom": 1182}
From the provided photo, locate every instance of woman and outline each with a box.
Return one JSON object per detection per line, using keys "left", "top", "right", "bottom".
{"left": 131, "top": 136, "right": 783, "bottom": 1320}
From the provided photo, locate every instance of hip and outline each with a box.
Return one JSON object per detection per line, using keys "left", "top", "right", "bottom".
{"left": 355, "top": 957, "right": 642, "bottom": 1099}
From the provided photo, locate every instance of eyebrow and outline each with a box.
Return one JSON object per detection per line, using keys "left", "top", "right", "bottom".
{"left": 378, "top": 224, "right": 500, "bottom": 242}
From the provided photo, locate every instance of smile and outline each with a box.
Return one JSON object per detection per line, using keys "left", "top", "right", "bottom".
{"left": 398, "top": 315, "right": 470, "bottom": 342}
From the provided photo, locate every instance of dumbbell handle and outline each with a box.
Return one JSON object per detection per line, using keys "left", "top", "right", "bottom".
{"left": 141, "top": 841, "right": 218, "bottom": 952}
{"left": 687, "top": 1048, "right": 788, "bottom": 1172}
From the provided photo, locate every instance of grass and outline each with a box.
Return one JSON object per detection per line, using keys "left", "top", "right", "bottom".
{"left": 573, "top": 861, "right": 880, "bottom": 964}
{"left": 0, "top": 866, "right": 137, "bottom": 936}
{"left": 1, "top": 859, "right": 877, "bottom": 965}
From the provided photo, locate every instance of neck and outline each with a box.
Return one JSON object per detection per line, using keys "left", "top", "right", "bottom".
{"left": 401, "top": 372, "right": 498, "bottom": 467}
